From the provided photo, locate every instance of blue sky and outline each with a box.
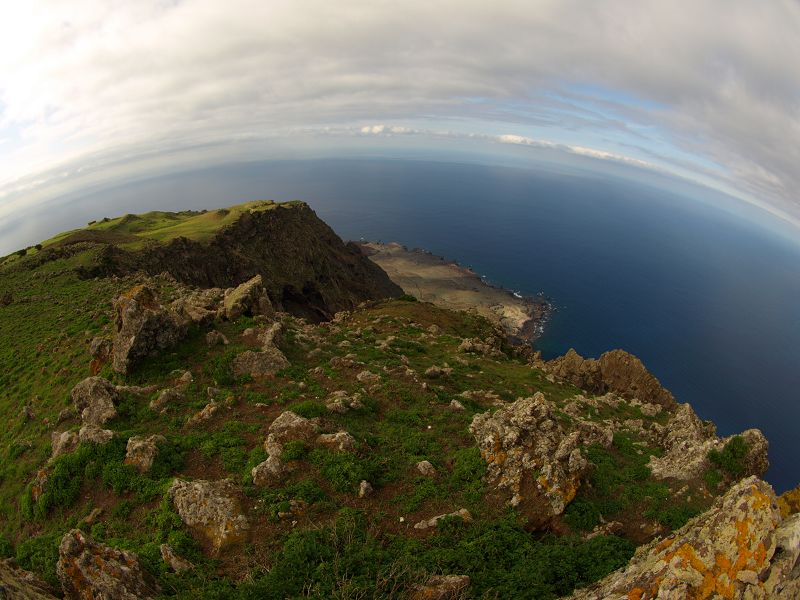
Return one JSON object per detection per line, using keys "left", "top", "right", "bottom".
{"left": 0, "top": 0, "right": 798, "bottom": 234}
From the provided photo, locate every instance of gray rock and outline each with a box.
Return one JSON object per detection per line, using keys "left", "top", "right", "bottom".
{"left": 149, "top": 387, "right": 184, "bottom": 412}
{"left": 71, "top": 377, "right": 119, "bottom": 427}
{"left": 78, "top": 425, "right": 114, "bottom": 445}
{"left": 416, "top": 460, "right": 437, "bottom": 477}
{"left": 222, "top": 275, "right": 272, "bottom": 320}
{"left": 125, "top": 435, "right": 166, "bottom": 472}
{"left": 316, "top": 431, "right": 357, "bottom": 453}
{"left": 0, "top": 558, "right": 58, "bottom": 599}
{"left": 51, "top": 430, "right": 79, "bottom": 460}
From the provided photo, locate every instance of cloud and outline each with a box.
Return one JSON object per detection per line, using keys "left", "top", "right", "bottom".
{"left": 0, "top": 0, "right": 798, "bottom": 223}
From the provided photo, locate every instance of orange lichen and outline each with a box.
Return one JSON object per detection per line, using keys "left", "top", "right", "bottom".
{"left": 627, "top": 587, "right": 646, "bottom": 600}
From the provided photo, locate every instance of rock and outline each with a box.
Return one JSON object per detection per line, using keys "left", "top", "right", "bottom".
{"left": 222, "top": 275, "right": 272, "bottom": 320}
{"left": 57, "top": 529, "right": 158, "bottom": 599}
{"left": 170, "top": 288, "right": 224, "bottom": 325}
{"left": 78, "top": 425, "right": 114, "bottom": 445}
{"left": 414, "top": 508, "right": 473, "bottom": 530}
{"left": 160, "top": 544, "right": 194, "bottom": 573}
{"left": 458, "top": 337, "right": 500, "bottom": 356}
{"left": 416, "top": 460, "right": 437, "bottom": 477}
{"left": 206, "top": 330, "right": 229, "bottom": 347}
{"left": 316, "top": 431, "right": 357, "bottom": 453}
{"left": 356, "top": 370, "right": 381, "bottom": 385}
{"left": 544, "top": 348, "right": 676, "bottom": 409}
{"left": 56, "top": 406, "right": 75, "bottom": 424}
{"left": 88, "top": 336, "right": 112, "bottom": 374}
{"left": 31, "top": 469, "right": 49, "bottom": 503}
{"left": 125, "top": 435, "right": 166, "bottom": 472}
{"left": 567, "top": 477, "right": 800, "bottom": 599}
{"left": 358, "top": 480, "right": 374, "bottom": 498}
{"left": 424, "top": 365, "right": 452, "bottom": 379}
{"left": 21, "top": 405, "right": 34, "bottom": 421}
{"left": 112, "top": 285, "right": 187, "bottom": 374}
{"left": 83, "top": 508, "right": 103, "bottom": 526}
{"left": 232, "top": 347, "right": 289, "bottom": 379}
{"left": 168, "top": 479, "right": 249, "bottom": 553}
{"left": 175, "top": 370, "right": 193, "bottom": 385}
{"left": 71, "top": 377, "right": 119, "bottom": 427}
{"left": 252, "top": 411, "right": 319, "bottom": 486}
{"left": 51, "top": 430, "right": 79, "bottom": 459}
{"left": 149, "top": 387, "right": 184, "bottom": 411}
{"left": 0, "top": 558, "right": 58, "bottom": 599}
{"left": 411, "top": 574, "right": 470, "bottom": 600}
{"left": 449, "top": 399, "right": 465, "bottom": 411}
{"left": 186, "top": 402, "right": 219, "bottom": 426}
{"left": 470, "top": 393, "right": 590, "bottom": 527}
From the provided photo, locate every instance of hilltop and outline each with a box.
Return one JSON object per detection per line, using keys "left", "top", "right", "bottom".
{"left": 0, "top": 202, "right": 797, "bottom": 599}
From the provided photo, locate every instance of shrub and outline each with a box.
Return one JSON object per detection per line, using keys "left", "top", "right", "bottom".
{"left": 0, "top": 535, "right": 13, "bottom": 558}
{"left": 287, "top": 400, "right": 327, "bottom": 419}
{"left": 16, "top": 533, "right": 61, "bottom": 588}
{"left": 309, "top": 449, "right": 383, "bottom": 493}
{"left": 708, "top": 435, "right": 749, "bottom": 478}
{"left": 281, "top": 440, "right": 309, "bottom": 462}
{"left": 564, "top": 496, "right": 602, "bottom": 532}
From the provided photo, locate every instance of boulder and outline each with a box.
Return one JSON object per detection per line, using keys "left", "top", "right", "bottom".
{"left": 221, "top": 275, "right": 272, "bottom": 320}
{"left": 231, "top": 347, "right": 289, "bottom": 379}
{"left": 0, "top": 558, "right": 58, "bottom": 599}
{"left": 170, "top": 288, "right": 224, "bottom": 325}
{"left": 424, "top": 365, "right": 452, "bottom": 379}
{"left": 358, "top": 480, "right": 374, "bottom": 498}
{"left": 356, "top": 370, "right": 381, "bottom": 385}
{"left": 71, "top": 377, "right": 119, "bottom": 427}
{"left": 316, "top": 431, "right": 357, "bottom": 453}
{"left": 112, "top": 285, "right": 186, "bottom": 374}
{"left": 51, "top": 430, "right": 79, "bottom": 460}
{"left": 470, "top": 393, "right": 590, "bottom": 527}
{"left": 168, "top": 479, "right": 249, "bottom": 554}
{"left": 567, "top": 477, "right": 800, "bottom": 599}
{"left": 57, "top": 529, "right": 158, "bottom": 599}
{"left": 124, "top": 435, "right": 166, "bottom": 472}
{"left": 416, "top": 460, "right": 437, "bottom": 477}
{"left": 411, "top": 575, "right": 470, "bottom": 600}
{"left": 186, "top": 402, "right": 219, "bottom": 426}
{"left": 252, "top": 411, "right": 319, "bottom": 486}
{"left": 78, "top": 425, "right": 114, "bottom": 445}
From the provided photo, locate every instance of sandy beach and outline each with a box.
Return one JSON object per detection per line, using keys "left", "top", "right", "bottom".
{"left": 360, "top": 242, "right": 550, "bottom": 343}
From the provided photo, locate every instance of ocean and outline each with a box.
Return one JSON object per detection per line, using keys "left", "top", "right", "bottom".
{"left": 13, "top": 158, "right": 800, "bottom": 492}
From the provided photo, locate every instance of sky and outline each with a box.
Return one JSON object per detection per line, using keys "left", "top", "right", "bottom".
{"left": 0, "top": 0, "right": 798, "bottom": 233}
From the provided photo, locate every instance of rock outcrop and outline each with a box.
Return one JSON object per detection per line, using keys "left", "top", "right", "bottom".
{"left": 544, "top": 349, "right": 676, "bottom": 409}
{"left": 0, "top": 558, "right": 58, "bottom": 599}
{"left": 470, "top": 393, "right": 593, "bottom": 526}
{"left": 567, "top": 477, "right": 800, "bottom": 599}
{"left": 168, "top": 479, "right": 249, "bottom": 553}
{"left": 232, "top": 322, "right": 289, "bottom": 379}
{"left": 57, "top": 529, "right": 158, "bottom": 599}
{"left": 221, "top": 274, "right": 272, "bottom": 319}
{"left": 112, "top": 286, "right": 186, "bottom": 374}
{"left": 70, "top": 377, "right": 119, "bottom": 427}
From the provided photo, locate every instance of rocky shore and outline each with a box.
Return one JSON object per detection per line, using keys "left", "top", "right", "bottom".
{"left": 359, "top": 241, "right": 550, "bottom": 343}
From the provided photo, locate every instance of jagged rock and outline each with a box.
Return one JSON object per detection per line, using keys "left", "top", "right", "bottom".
{"left": 149, "top": 387, "right": 184, "bottom": 411}
{"left": 170, "top": 288, "right": 224, "bottom": 325}
{"left": 414, "top": 508, "right": 473, "bottom": 530}
{"left": 57, "top": 529, "right": 158, "bottom": 599}
{"left": 567, "top": 477, "right": 800, "bottom": 599}
{"left": 416, "top": 460, "right": 437, "bottom": 477}
{"left": 78, "top": 425, "right": 114, "bottom": 445}
{"left": 88, "top": 336, "right": 112, "bottom": 374}
{"left": 252, "top": 411, "right": 319, "bottom": 486}
{"left": 206, "top": 330, "right": 229, "bottom": 347}
{"left": 125, "top": 435, "right": 166, "bottom": 472}
{"left": 411, "top": 574, "right": 470, "bottom": 600}
{"left": 544, "top": 348, "right": 676, "bottom": 409}
{"left": 358, "top": 480, "right": 374, "bottom": 498}
{"left": 168, "top": 479, "right": 249, "bottom": 553}
{"left": 232, "top": 347, "right": 289, "bottom": 379}
{"left": 470, "top": 393, "right": 590, "bottom": 526}
{"left": 316, "top": 431, "right": 357, "bottom": 453}
{"left": 112, "top": 285, "right": 186, "bottom": 374}
{"left": 222, "top": 275, "right": 272, "bottom": 320}
{"left": 160, "top": 544, "right": 194, "bottom": 573}
{"left": 0, "top": 558, "right": 58, "bottom": 599}
{"left": 778, "top": 485, "right": 800, "bottom": 518}
{"left": 71, "top": 377, "right": 119, "bottom": 427}
{"left": 186, "top": 402, "right": 219, "bottom": 426}
{"left": 51, "top": 430, "right": 79, "bottom": 459}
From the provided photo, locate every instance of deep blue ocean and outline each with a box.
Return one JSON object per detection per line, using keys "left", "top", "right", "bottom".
{"left": 18, "top": 158, "right": 800, "bottom": 492}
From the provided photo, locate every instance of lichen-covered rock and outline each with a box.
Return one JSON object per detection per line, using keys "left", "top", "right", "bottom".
{"left": 221, "top": 275, "right": 272, "bottom": 320}
{"left": 252, "top": 411, "right": 319, "bottom": 485}
{"left": 170, "top": 287, "right": 224, "bottom": 325}
{"left": 159, "top": 544, "right": 194, "bottom": 573}
{"left": 78, "top": 425, "right": 114, "bottom": 445}
{"left": 458, "top": 337, "right": 501, "bottom": 357}
{"left": 70, "top": 377, "right": 119, "bottom": 427}
{"left": 411, "top": 574, "right": 470, "bottom": 600}
{"left": 416, "top": 460, "right": 437, "bottom": 477}
{"left": 567, "top": 477, "right": 800, "bottom": 599}
{"left": 149, "top": 387, "right": 184, "bottom": 412}
{"left": 231, "top": 347, "right": 289, "bottom": 379}
{"left": 168, "top": 479, "right": 249, "bottom": 554}
{"left": 51, "top": 430, "right": 79, "bottom": 459}
{"left": 414, "top": 508, "right": 473, "bottom": 530}
{"left": 0, "top": 558, "right": 58, "bottom": 599}
{"left": 112, "top": 285, "right": 186, "bottom": 374}
{"left": 470, "top": 393, "right": 590, "bottom": 527}
{"left": 124, "top": 435, "right": 166, "bottom": 472}
{"left": 57, "top": 529, "right": 158, "bottom": 599}
{"left": 186, "top": 402, "right": 219, "bottom": 426}
{"left": 544, "top": 348, "right": 676, "bottom": 409}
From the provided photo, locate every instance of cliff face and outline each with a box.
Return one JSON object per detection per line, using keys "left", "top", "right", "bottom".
{"left": 80, "top": 203, "right": 402, "bottom": 321}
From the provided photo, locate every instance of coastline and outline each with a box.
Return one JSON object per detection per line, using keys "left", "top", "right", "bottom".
{"left": 358, "top": 241, "right": 551, "bottom": 344}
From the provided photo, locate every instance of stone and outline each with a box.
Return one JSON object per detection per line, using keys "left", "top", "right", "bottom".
{"left": 160, "top": 544, "right": 194, "bottom": 573}
{"left": 252, "top": 411, "right": 319, "bottom": 486}
{"left": 57, "top": 529, "right": 158, "bottom": 599}
{"left": 168, "top": 479, "right": 249, "bottom": 554}
{"left": 78, "top": 425, "right": 114, "bottom": 445}
{"left": 424, "top": 365, "right": 452, "bottom": 379}
{"left": 170, "top": 288, "right": 224, "bottom": 325}
{"left": 567, "top": 477, "right": 800, "bottom": 599}
{"left": 356, "top": 370, "right": 381, "bottom": 385}
{"left": 231, "top": 347, "right": 289, "bottom": 379}
{"left": 149, "top": 387, "right": 184, "bottom": 411}
{"left": 112, "top": 285, "right": 187, "bottom": 374}
{"left": 414, "top": 508, "right": 473, "bottom": 530}
{"left": 51, "top": 430, "right": 79, "bottom": 460}
{"left": 411, "top": 574, "right": 470, "bottom": 600}
{"left": 222, "top": 275, "right": 272, "bottom": 320}
{"left": 71, "top": 377, "right": 119, "bottom": 427}
{"left": 358, "top": 480, "right": 374, "bottom": 498}
{"left": 316, "top": 431, "right": 357, "bottom": 453}
{"left": 206, "top": 330, "right": 229, "bottom": 347}
{"left": 458, "top": 337, "right": 500, "bottom": 356}
{"left": 56, "top": 406, "right": 75, "bottom": 424}
{"left": 186, "top": 402, "right": 219, "bottom": 426}
{"left": 125, "top": 435, "right": 166, "bottom": 472}
{"left": 449, "top": 399, "right": 465, "bottom": 411}
{"left": 470, "top": 393, "right": 590, "bottom": 527}
{"left": 0, "top": 558, "right": 58, "bottom": 599}
{"left": 416, "top": 460, "right": 437, "bottom": 477}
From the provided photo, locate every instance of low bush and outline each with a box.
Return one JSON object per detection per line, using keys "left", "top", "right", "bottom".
{"left": 708, "top": 435, "right": 749, "bottom": 478}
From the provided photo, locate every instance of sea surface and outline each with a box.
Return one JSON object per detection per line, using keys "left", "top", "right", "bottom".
{"left": 13, "top": 158, "right": 800, "bottom": 492}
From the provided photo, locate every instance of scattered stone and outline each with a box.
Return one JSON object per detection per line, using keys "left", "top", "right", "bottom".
{"left": 307, "top": 348, "right": 322, "bottom": 360}
{"left": 149, "top": 387, "right": 184, "bottom": 412}
{"left": 206, "top": 330, "right": 229, "bottom": 347}
{"left": 449, "top": 399, "right": 465, "bottom": 411}
{"left": 31, "top": 469, "right": 49, "bottom": 503}
{"left": 411, "top": 574, "right": 470, "bottom": 600}
{"left": 458, "top": 338, "right": 500, "bottom": 356}
{"left": 416, "top": 460, "right": 437, "bottom": 477}
{"left": 356, "top": 370, "right": 381, "bottom": 385}
{"left": 221, "top": 275, "right": 272, "bottom": 320}
{"left": 316, "top": 431, "right": 357, "bottom": 453}
{"left": 186, "top": 402, "right": 219, "bottom": 426}
{"left": 71, "top": 376, "right": 119, "bottom": 427}
{"left": 252, "top": 411, "right": 319, "bottom": 486}
{"left": 232, "top": 347, "right": 289, "bottom": 379}
{"left": 57, "top": 529, "right": 159, "bottom": 599}
{"left": 78, "top": 425, "right": 114, "bottom": 445}
{"left": 424, "top": 365, "right": 452, "bottom": 379}
{"left": 125, "top": 435, "right": 166, "bottom": 472}
{"left": 160, "top": 544, "right": 194, "bottom": 573}
{"left": 414, "top": 508, "right": 473, "bottom": 530}
{"left": 168, "top": 479, "right": 249, "bottom": 553}
{"left": 0, "top": 558, "right": 58, "bottom": 599}
{"left": 358, "top": 480, "right": 374, "bottom": 498}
